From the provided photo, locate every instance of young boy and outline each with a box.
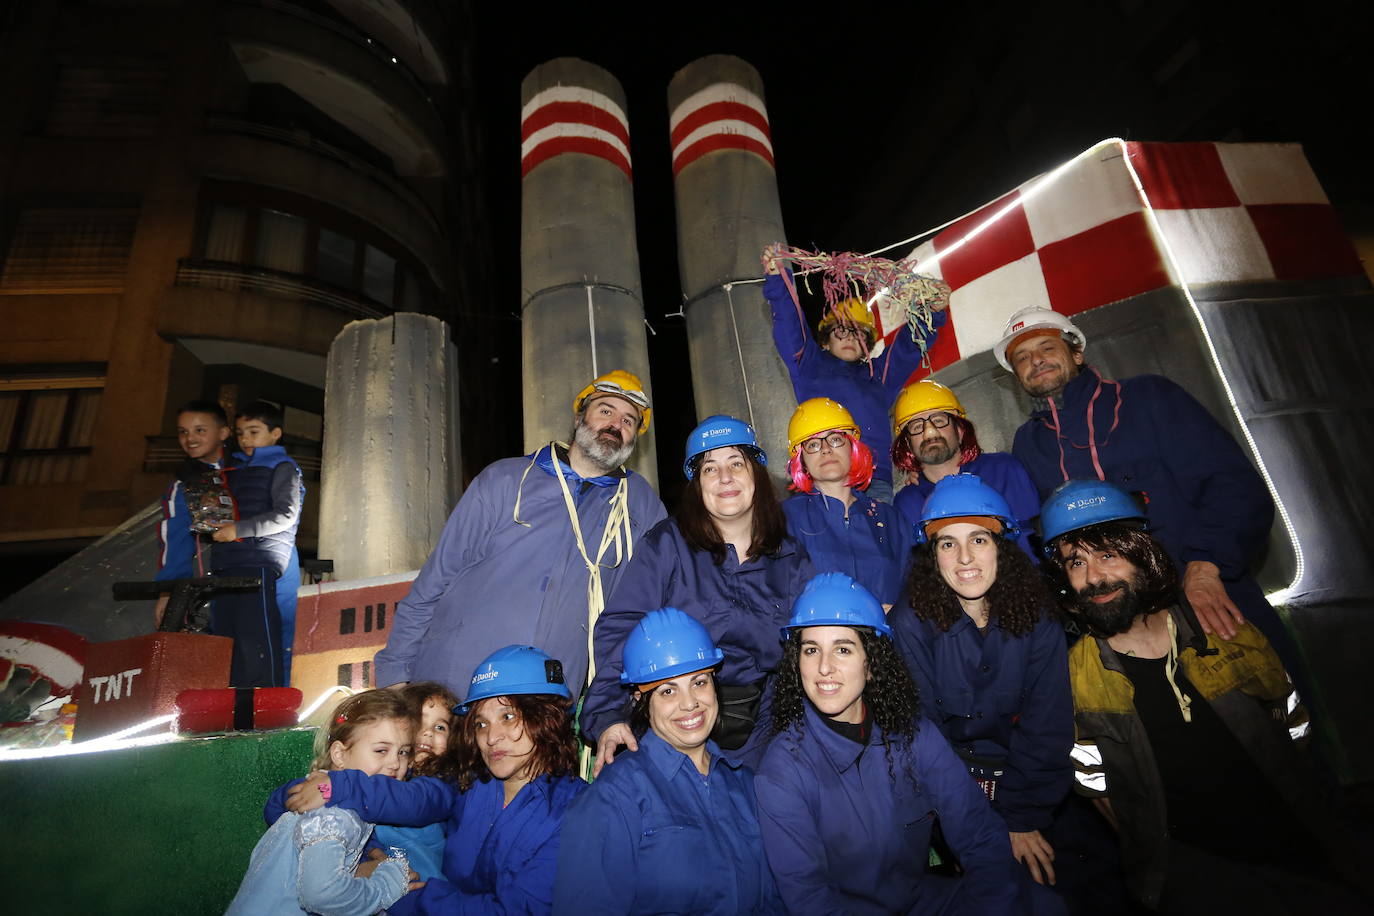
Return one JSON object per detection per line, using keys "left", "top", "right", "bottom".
{"left": 228, "top": 401, "right": 305, "bottom": 685}
{"left": 156, "top": 400, "right": 233, "bottom": 588}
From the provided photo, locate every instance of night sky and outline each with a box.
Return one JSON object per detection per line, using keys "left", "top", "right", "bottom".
{"left": 463, "top": 0, "right": 1371, "bottom": 494}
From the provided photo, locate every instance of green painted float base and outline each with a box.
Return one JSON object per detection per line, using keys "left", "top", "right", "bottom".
{"left": 3, "top": 727, "right": 316, "bottom": 914}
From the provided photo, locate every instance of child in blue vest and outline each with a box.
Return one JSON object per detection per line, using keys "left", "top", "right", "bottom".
{"left": 231, "top": 400, "right": 305, "bottom": 684}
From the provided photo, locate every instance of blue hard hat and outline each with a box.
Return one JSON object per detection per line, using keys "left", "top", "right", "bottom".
{"left": 620, "top": 607, "right": 724, "bottom": 686}
{"left": 915, "top": 473, "right": 1020, "bottom": 544}
{"left": 782, "top": 572, "right": 891, "bottom": 639}
{"left": 683, "top": 415, "right": 767, "bottom": 480}
{"left": 455, "top": 645, "right": 572, "bottom": 714}
{"left": 1039, "top": 479, "right": 1147, "bottom": 556}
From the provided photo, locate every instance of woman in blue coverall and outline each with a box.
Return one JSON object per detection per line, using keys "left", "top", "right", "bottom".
{"left": 554, "top": 608, "right": 782, "bottom": 915}
{"left": 582, "top": 415, "right": 815, "bottom": 770}
{"left": 781, "top": 397, "right": 911, "bottom": 608}
{"left": 285, "top": 645, "right": 585, "bottom": 915}
{"left": 755, "top": 572, "right": 1025, "bottom": 915}
{"left": 892, "top": 473, "right": 1074, "bottom": 905}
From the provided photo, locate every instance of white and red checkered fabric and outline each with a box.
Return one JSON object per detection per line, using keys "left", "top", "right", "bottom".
{"left": 878, "top": 141, "right": 1362, "bottom": 379}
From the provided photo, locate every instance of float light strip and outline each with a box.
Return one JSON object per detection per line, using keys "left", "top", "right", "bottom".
{"left": 901, "top": 139, "right": 1122, "bottom": 277}
{"left": 0, "top": 713, "right": 177, "bottom": 762}
{"left": 299, "top": 685, "right": 354, "bottom": 723}
{"left": 1116, "top": 140, "right": 1303, "bottom": 606}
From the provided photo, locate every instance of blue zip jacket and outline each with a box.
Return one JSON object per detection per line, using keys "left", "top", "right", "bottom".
{"left": 553, "top": 731, "right": 783, "bottom": 915}
{"left": 766, "top": 272, "right": 946, "bottom": 486}
{"left": 155, "top": 456, "right": 222, "bottom": 580}
{"left": 894, "top": 451, "right": 1042, "bottom": 562}
{"left": 754, "top": 702, "right": 1021, "bottom": 915}
{"left": 235, "top": 446, "right": 305, "bottom": 677}
{"left": 1012, "top": 370, "right": 1272, "bottom": 581}
{"left": 375, "top": 445, "right": 667, "bottom": 695}
{"left": 325, "top": 768, "right": 587, "bottom": 915}
{"left": 890, "top": 607, "right": 1073, "bottom": 833}
{"left": 581, "top": 518, "right": 815, "bottom": 768}
{"left": 782, "top": 490, "right": 911, "bottom": 605}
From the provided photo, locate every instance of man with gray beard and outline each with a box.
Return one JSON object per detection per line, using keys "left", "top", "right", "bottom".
{"left": 1042, "top": 479, "right": 1372, "bottom": 914}
{"left": 375, "top": 370, "right": 667, "bottom": 699}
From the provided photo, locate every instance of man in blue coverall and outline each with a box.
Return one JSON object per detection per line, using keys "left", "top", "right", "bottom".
{"left": 996, "top": 306, "right": 1302, "bottom": 682}
{"left": 374, "top": 370, "right": 667, "bottom": 699}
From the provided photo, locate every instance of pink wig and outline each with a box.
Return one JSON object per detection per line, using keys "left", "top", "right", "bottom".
{"left": 787, "top": 434, "right": 875, "bottom": 493}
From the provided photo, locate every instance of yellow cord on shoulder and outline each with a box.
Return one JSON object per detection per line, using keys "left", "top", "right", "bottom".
{"left": 1164, "top": 613, "right": 1193, "bottom": 723}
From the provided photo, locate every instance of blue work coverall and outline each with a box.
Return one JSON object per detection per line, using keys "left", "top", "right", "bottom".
{"left": 782, "top": 490, "right": 911, "bottom": 605}
{"left": 754, "top": 702, "right": 1022, "bottom": 915}
{"left": 766, "top": 272, "right": 945, "bottom": 490}
{"left": 890, "top": 608, "right": 1073, "bottom": 834}
{"left": 553, "top": 731, "right": 783, "bottom": 915}
{"left": 581, "top": 518, "right": 815, "bottom": 768}
{"left": 1012, "top": 369, "right": 1297, "bottom": 678}
{"left": 323, "top": 768, "right": 586, "bottom": 915}
{"left": 894, "top": 451, "right": 1042, "bottom": 561}
{"left": 375, "top": 445, "right": 667, "bottom": 696}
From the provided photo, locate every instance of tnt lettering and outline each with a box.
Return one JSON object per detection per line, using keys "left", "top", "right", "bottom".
{"left": 86, "top": 667, "right": 144, "bottom": 704}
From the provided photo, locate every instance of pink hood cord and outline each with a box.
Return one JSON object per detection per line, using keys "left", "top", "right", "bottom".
{"left": 1043, "top": 367, "right": 1123, "bottom": 483}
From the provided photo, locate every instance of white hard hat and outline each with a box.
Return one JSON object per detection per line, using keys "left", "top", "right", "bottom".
{"left": 993, "top": 307, "right": 1087, "bottom": 372}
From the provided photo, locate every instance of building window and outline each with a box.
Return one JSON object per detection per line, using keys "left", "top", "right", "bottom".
{"left": 45, "top": 56, "right": 168, "bottom": 139}
{"left": 316, "top": 227, "right": 357, "bottom": 289}
{"left": 0, "top": 208, "right": 139, "bottom": 294}
{"left": 337, "top": 661, "right": 372, "bottom": 690}
{"left": 363, "top": 246, "right": 396, "bottom": 307}
{"left": 0, "top": 368, "right": 105, "bottom": 484}
{"left": 376, "top": 603, "right": 386, "bottom": 630}
{"left": 254, "top": 209, "right": 307, "bottom": 275}
{"left": 364, "top": 604, "right": 373, "bottom": 633}
{"left": 339, "top": 606, "right": 356, "bottom": 635}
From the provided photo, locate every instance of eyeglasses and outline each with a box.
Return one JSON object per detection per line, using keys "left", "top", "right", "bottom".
{"left": 801, "top": 432, "right": 851, "bottom": 454}
{"left": 904, "top": 413, "right": 954, "bottom": 435}
{"left": 829, "top": 325, "right": 866, "bottom": 341}
{"left": 590, "top": 380, "right": 650, "bottom": 410}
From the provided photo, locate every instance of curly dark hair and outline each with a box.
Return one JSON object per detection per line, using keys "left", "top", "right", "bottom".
{"left": 771, "top": 628, "right": 920, "bottom": 761}
{"left": 396, "top": 681, "right": 462, "bottom": 782}
{"left": 903, "top": 533, "right": 1051, "bottom": 637}
{"left": 448, "top": 694, "right": 579, "bottom": 792}
{"left": 1043, "top": 521, "right": 1178, "bottom": 624}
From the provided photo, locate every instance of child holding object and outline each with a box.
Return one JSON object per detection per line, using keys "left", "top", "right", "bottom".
{"left": 226, "top": 689, "right": 419, "bottom": 915}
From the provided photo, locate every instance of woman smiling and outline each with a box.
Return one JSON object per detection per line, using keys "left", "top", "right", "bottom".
{"left": 892, "top": 473, "right": 1072, "bottom": 903}
{"left": 582, "top": 416, "right": 814, "bottom": 769}
{"left": 554, "top": 609, "right": 782, "bottom": 915}
{"left": 755, "top": 572, "right": 1022, "bottom": 914}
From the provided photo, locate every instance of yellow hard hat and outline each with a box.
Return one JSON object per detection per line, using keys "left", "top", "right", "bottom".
{"left": 574, "top": 370, "right": 651, "bottom": 433}
{"left": 893, "top": 380, "right": 966, "bottom": 436}
{"left": 788, "top": 398, "right": 860, "bottom": 453}
{"left": 816, "top": 298, "right": 876, "bottom": 340}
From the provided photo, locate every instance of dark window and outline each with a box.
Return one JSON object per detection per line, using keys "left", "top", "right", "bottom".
{"left": 337, "top": 663, "right": 351, "bottom": 686}
{"left": 376, "top": 603, "right": 386, "bottom": 630}
{"left": 361, "top": 661, "right": 371, "bottom": 687}
{"left": 0, "top": 371, "right": 105, "bottom": 484}
{"left": 1, "top": 208, "right": 139, "bottom": 294}
{"left": 316, "top": 227, "right": 357, "bottom": 289}
{"left": 364, "top": 604, "right": 373, "bottom": 633}
{"left": 339, "top": 607, "right": 355, "bottom": 635}
{"left": 45, "top": 56, "right": 168, "bottom": 138}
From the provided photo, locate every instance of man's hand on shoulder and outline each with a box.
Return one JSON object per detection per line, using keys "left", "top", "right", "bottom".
{"left": 1184, "top": 560, "right": 1244, "bottom": 640}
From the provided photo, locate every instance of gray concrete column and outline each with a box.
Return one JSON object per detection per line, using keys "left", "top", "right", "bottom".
{"left": 318, "top": 312, "right": 461, "bottom": 579}
{"left": 668, "top": 55, "right": 795, "bottom": 482}
{"left": 520, "top": 58, "right": 657, "bottom": 486}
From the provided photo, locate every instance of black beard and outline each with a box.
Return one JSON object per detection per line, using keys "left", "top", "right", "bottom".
{"left": 1073, "top": 578, "right": 1143, "bottom": 637}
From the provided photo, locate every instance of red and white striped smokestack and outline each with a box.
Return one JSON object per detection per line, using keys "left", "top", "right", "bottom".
{"left": 521, "top": 58, "right": 656, "bottom": 485}
{"left": 667, "top": 55, "right": 793, "bottom": 474}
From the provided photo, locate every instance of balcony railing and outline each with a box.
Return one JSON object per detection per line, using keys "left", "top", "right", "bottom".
{"left": 204, "top": 115, "right": 441, "bottom": 232}
{"left": 174, "top": 258, "right": 389, "bottom": 320}
{"left": 230, "top": 0, "right": 437, "bottom": 104}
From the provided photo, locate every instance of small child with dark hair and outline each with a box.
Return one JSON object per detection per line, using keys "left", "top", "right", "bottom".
{"left": 230, "top": 400, "right": 305, "bottom": 683}
{"left": 369, "top": 682, "right": 461, "bottom": 882}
